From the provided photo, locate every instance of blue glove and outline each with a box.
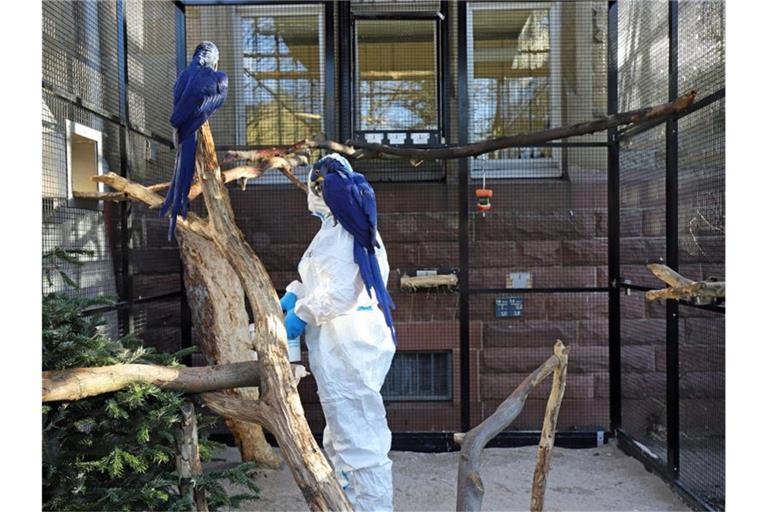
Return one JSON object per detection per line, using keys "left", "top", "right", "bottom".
{"left": 285, "top": 309, "right": 307, "bottom": 339}
{"left": 279, "top": 292, "right": 298, "bottom": 313}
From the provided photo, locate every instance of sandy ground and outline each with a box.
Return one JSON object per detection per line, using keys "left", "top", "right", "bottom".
{"left": 210, "top": 441, "right": 690, "bottom": 511}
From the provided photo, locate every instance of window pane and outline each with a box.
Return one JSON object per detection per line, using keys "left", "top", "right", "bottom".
{"left": 470, "top": 7, "right": 552, "bottom": 160}
{"left": 243, "top": 12, "right": 323, "bottom": 145}
{"left": 356, "top": 19, "right": 437, "bottom": 131}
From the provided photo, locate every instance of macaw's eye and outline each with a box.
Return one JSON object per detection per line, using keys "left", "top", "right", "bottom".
{"left": 310, "top": 175, "right": 324, "bottom": 197}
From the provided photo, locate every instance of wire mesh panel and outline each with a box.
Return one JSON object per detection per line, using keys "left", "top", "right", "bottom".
{"left": 619, "top": 125, "right": 666, "bottom": 287}
{"left": 620, "top": 291, "right": 667, "bottom": 464}
{"left": 471, "top": 292, "right": 608, "bottom": 431}
{"left": 679, "top": 0, "right": 725, "bottom": 99}
{"left": 678, "top": 305, "right": 724, "bottom": 510}
{"left": 617, "top": 0, "right": 668, "bottom": 111}
{"left": 676, "top": 3, "right": 725, "bottom": 507}
{"left": 464, "top": 0, "right": 609, "bottom": 436}
{"left": 42, "top": 0, "right": 121, "bottom": 114}
{"left": 125, "top": 0, "right": 178, "bottom": 140}
{"left": 42, "top": 87, "right": 122, "bottom": 302}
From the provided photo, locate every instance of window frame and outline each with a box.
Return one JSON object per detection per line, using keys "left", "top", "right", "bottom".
{"left": 232, "top": 3, "right": 326, "bottom": 148}
{"left": 381, "top": 350, "right": 453, "bottom": 402}
{"left": 351, "top": 11, "right": 445, "bottom": 147}
{"left": 65, "top": 120, "right": 105, "bottom": 207}
{"left": 466, "top": 1, "right": 563, "bottom": 179}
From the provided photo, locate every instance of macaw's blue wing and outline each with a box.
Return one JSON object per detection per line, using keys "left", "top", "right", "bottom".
{"left": 322, "top": 171, "right": 396, "bottom": 343}
{"left": 161, "top": 67, "right": 228, "bottom": 240}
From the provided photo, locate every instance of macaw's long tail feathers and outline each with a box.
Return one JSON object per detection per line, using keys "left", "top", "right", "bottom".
{"left": 160, "top": 135, "right": 197, "bottom": 240}
{"left": 354, "top": 241, "right": 397, "bottom": 344}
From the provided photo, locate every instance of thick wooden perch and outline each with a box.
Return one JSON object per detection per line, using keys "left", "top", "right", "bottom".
{"left": 456, "top": 340, "right": 569, "bottom": 512}
{"left": 42, "top": 361, "right": 260, "bottom": 402}
{"left": 190, "top": 123, "right": 352, "bottom": 511}
{"left": 400, "top": 273, "right": 458, "bottom": 290}
{"left": 90, "top": 124, "right": 352, "bottom": 510}
{"left": 645, "top": 263, "right": 725, "bottom": 301}
{"left": 530, "top": 342, "right": 570, "bottom": 512}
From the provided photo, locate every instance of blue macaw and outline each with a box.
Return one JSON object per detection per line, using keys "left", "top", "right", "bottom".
{"left": 160, "top": 41, "right": 228, "bottom": 240}
{"left": 310, "top": 154, "right": 397, "bottom": 342}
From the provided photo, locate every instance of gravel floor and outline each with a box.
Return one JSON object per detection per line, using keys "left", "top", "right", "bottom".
{"left": 209, "top": 441, "right": 690, "bottom": 511}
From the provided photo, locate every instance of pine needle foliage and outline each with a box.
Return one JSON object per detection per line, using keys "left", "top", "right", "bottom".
{"left": 42, "top": 291, "right": 260, "bottom": 511}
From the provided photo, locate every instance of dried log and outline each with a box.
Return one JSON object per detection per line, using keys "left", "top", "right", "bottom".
{"left": 530, "top": 341, "right": 570, "bottom": 512}
{"left": 645, "top": 263, "right": 725, "bottom": 301}
{"left": 193, "top": 122, "right": 352, "bottom": 511}
{"left": 177, "top": 401, "right": 209, "bottom": 512}
{"left": 177, "top": 226, "right": 280, "bottom": 468}
{"left": 42, "top": 361, "right": 260, "bottom": 402}
{"left": 348, "top": 92, "right": 695, "bottom": 162}
{"left": 400, "top": 273, "right": 458, "bottom": 290}
{"left": 456, "top": 341, "right": 568, "bottom": 512}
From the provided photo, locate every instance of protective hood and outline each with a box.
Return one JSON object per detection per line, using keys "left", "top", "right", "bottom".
{"left": 307, "top": 169, "right": 331, "bottom": 219}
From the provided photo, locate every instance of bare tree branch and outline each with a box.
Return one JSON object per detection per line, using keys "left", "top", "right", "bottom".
{"left": 645, "top": 263, "right": 725, "bottom": 301}
{"left": 456, "top": 341, "right": 569, "bottom": 512}
{"left": 42, "top": 361, "right": 261, "bottom": 402}
{"left": 349, "top": 92, "right": 696, "bottom": 162}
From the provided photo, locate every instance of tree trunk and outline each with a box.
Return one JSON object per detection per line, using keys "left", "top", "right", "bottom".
{"left": 177, "top": 227, "right": 281, "bottom": 468}
{"left": 194, "top": 122, "right": 353, "bottom": 511}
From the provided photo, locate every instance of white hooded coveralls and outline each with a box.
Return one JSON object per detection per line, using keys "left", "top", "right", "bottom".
{"left": 285, "top": 185, "right": 396, "bottom": 512}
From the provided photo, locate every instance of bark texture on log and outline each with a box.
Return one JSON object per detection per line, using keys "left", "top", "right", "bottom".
{"left": 177, "top": 227, "right": 280, "bottom": 468}
{"left": 645, "top": 263, "right": 725, "bottom": 301}
{"left": 530, "top": 341, "right": 570, "bottom": 512}
{"left": 177, "top": 401, "right": 209, "bottom": 512}
{"left": 194, "top": 123, "right": 352, "bottom": 512}
{"left": 42, "top": 361, "right": 260, "bottom": 402}
{"left": 456, "top": 341, "right": 568, "bottom": 512}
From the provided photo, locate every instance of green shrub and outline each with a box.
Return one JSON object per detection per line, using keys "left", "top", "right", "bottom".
{"left": 42, "top": 292, "right": 260, "bottom": 511}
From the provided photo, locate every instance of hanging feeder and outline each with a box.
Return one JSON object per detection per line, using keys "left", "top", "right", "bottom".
{"left": 475, "top": 172, "right": 493, "bottom": 217}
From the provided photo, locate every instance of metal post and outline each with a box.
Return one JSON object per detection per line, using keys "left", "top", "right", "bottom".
{"left": 324, "top": 1, "right": 336, "bottom": 141}
{"left": 607, "top": 0, "right": 621, "bottom": 432}
{"left": 116, "top": 0, "right": 133, "bottom": 336}
{"left": 439, "top": 1, "right": 450, "bottom": 144}
{"left": 665, "top": 0, "right": 681, "bottom": 478}
{"left": 338, "top": 1, "right": 352, "bottom": 141}
{"left": 456, "top": 1, "right": 470, "bottom": 433}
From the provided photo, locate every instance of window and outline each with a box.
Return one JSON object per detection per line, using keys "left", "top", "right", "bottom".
{"left": 240, "top": 5, "right": 324, "bottom": 146}
{"left": 381, "top": 351, "right": 452, "bottom": 401}
{"left": 354, "top": 18, "right": 440, "bottom": 146}
{"left": 66, "top": 120, "right": 104, "bottom": 200}
{"left": 467, "top": 2, "right": 562, "bottom": 178}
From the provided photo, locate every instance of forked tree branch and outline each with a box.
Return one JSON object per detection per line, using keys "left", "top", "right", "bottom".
{"left": 645, "top": 263, "right": 725, "bottom": 301}
{"left": 456, "top": 341, "right": 569, "bottom": 512}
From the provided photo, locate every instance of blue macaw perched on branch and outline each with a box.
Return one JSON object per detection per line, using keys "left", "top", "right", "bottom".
{"left": 310, "top": 154, "right": 397, "bottom": 342}
{"left": 160, "top": 41, "right": 228, "bottom": 240}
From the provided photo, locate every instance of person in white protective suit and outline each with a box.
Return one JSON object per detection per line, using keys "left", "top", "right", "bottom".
{"left": 279, "top": 159, "right": 396, "bottom": 512}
